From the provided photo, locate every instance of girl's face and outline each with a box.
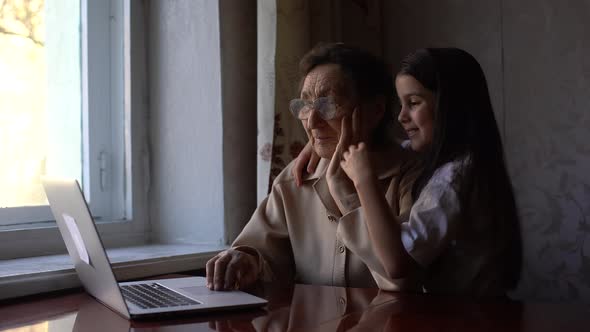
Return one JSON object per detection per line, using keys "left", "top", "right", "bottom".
{"left": 395, "top": 74, "right": 436, "bottom": 152}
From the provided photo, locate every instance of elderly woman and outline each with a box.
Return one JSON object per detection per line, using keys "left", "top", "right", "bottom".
{"left": 206, "top": 43, "right": 418, "bottom": 291}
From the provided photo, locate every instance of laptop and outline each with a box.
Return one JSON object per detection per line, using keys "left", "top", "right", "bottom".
{"left": 42, "top": 178, "right": 267, "bottom": 320}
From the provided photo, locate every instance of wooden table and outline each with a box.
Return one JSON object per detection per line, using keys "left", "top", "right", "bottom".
{"left": 1, "top": 282, "right": 589, "bottom": 331}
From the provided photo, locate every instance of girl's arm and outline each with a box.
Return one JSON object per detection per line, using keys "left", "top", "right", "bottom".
{"left": 341, "top": 142, "right": 418, "bottom": 279}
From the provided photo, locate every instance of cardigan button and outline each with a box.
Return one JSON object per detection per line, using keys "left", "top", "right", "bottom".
{"left": 339, "top": 245, "right": 345, "bottom": 253}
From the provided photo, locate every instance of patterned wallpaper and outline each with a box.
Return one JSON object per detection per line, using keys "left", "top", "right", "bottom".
{"left": 503, "top": 0, "right": 590, "bottom": 301}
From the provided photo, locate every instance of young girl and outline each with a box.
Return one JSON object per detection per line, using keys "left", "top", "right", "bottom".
{"left": 296, "top": 48, "right": 522, "bottom": 296}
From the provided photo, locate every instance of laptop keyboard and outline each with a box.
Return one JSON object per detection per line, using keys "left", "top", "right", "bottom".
{"left": 121, "top": 283, "right": 200, "bottom": 309}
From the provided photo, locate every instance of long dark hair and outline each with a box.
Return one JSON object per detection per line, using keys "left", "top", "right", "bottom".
{"left": 399, "top": 48, "right": 522, "bottom": 290}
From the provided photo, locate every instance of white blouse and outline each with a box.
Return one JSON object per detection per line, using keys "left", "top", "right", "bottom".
{"left": 400, "top": 158, "right": 506, "bottom": 296}
{"left": 400, "top": 160, "right": 462, "bottom": 268}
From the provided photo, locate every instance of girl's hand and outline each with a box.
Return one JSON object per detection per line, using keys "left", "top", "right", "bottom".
{"left": 341, "top": 142, "right": 375, "bottom": 187}
{"left": 326, "top": 112, "right": 357, "bottom": 214}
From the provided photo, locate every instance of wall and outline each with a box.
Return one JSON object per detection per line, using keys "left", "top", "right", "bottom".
{"left": 219, "top": 0, "right": 258, "bottom": 243}
{"left": 385, "top": 0, "right": 590, "bottom": 301}
{"left": 147, "top": 0, "right": 225, "bottom": 245}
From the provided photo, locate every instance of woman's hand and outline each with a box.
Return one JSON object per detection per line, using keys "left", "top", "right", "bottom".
{"left": 341, "top": 142, "right": 375, "bottom": 187}
{"left": 206, "top": 249, "right": 259, "bottom": 291}
{"left": 292, "top": 141, "right": 320, "bottom": 187}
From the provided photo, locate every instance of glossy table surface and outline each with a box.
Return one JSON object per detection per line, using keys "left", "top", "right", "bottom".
{"left": 1, "top": 281, "right": 590, "bottom": 332}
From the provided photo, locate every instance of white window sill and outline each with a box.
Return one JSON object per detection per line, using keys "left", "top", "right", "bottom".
{"left": 0, "top": 243, "right": 227, "bottom": 301}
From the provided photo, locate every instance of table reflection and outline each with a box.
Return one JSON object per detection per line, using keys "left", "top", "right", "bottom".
{"left": 131, "top": 284, "right": 390, "bottom": 332}
{"left": 23, "top": 283, "right": 391, "bottom": 332}
{"left": 2, "top": 282, "right": 589, "bottom": 332}
{"left": 0, "top": 292, "right": 84, "bottom": 332}
{"left": 241, "top": 284, "right": 392, "bottom": 331}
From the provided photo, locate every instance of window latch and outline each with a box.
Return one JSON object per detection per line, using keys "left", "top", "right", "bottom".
{"left": 99, "top": 151, "right": 109, "bottom": 191}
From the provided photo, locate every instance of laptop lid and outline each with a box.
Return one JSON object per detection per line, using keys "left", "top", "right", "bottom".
{"left": 42, "top": 178, "right": 131, "bottom": 319}
{"left": 43, "top": 178, "right": 268, "bottom": 320}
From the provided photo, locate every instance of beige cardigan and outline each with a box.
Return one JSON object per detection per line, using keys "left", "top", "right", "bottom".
{"left": 233, "top": 145, "right": 418, "bottom": 290}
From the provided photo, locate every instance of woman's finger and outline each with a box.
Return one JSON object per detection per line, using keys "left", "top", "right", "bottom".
{"left": 213, "top": 253, "right": 232, "bottom": 290}
{"left": 224, "top": 254, "right": 242, "bottom": 290}
{"left": 206, "top": 255, "right": 220, "bottom": 289}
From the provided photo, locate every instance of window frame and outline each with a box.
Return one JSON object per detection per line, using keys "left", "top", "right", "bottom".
{"left": 0, "top": 0, "right": 150, "bottom": 260}
{"left": 82, "top": 0, "right": 126, "bottom": 220}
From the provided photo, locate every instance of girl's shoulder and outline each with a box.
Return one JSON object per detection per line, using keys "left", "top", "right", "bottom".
{"left": 429, "top": 157, "right": 469, "bottom": 188}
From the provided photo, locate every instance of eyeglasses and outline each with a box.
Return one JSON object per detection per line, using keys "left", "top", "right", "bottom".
{"left": 289, "top": 96, "right": 343, "bottom": 121}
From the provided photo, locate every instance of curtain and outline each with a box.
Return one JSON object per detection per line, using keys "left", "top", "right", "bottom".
{"left": 257, "top": 0, "right": 383, "bottom": 202}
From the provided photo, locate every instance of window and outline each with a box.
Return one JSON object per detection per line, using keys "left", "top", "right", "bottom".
{"left": 0, "top": 0, "right": 148, "bottom": 260}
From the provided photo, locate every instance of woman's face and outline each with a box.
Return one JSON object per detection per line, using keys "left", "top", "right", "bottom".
{"left": 395, "top": 74, "right": 435, "bottom": 152}
{"left": 299, "top": 64, "right": 356, "bottom": 159}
